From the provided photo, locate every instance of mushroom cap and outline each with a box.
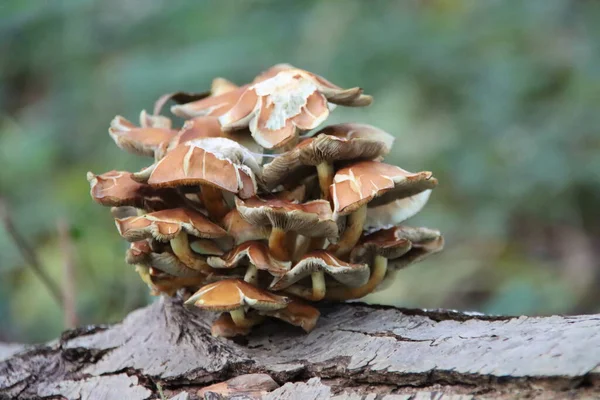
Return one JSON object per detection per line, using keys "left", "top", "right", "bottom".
{"left": 262, "top": 123, "right": 395, "bottom": 189}
{"left": 87, "top": 170, "right": 177, "bottom": 210}
{"left": 185, "top": 279, "right": 290, "bottom": 312}
{"left": 108, "top": 115, "right": 176, "bottom": 157}
{"left": 125, "top": 240, "right": 153, "bottom": 265}
{"left": 365, "top": 190, "right": 432, "bottom": 231}
{"left": 260, "top": 300, "right": 320, "bottom": 332}
{"left": 352, "top": 225, "right": 443, "bottom": 267}
{"left": 388, "top": 227, "right": 444, "bottom": 270}
{"left": 235, "top": 197, "right": 338, "bottom": 239}
{"left": 330, "top": 161, "right": 437, "bottom": 216}
{"left": 171, "top": 85, "right": 249, "bottom": 118}
{"left": 115, "top": 208, "right": 227, "bottom": 242}
{"left": 125, "top": 244, "right": 203, "bottom": 278}
{"left": 222, "top": 209, "right": 271, "bottom": 245}
{"left": 149, "top": 272, "right": 207, "bottom": 296}
{"left": 270, "top": 250, "right": 369, "bottom": 290}
{"left": 207, "top": 241, "right": 291, "bottom": 276}
{"left": 349, "top": 229, "right": 413, "bottom": 264}
{"left": 145, "top": 138, "right": 260, "bottom": 199}
{"left": 218, "top": 68, "right": 372, "bottom": 149}
{"left": 166, "top": 116, "right": 263, "bottom": 161}
{"left": 210, "top": 313, "right": 251, "bottom": 337}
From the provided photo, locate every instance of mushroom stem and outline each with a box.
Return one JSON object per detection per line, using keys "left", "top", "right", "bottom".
{"left": 243, "top": 264, "right": 259, "bottom": 285}
{"left": 329, "top": 204, "right": 367, "bottom": 259}
{"left": 311, "top": 271, "right": 326, "bottom": 301}
{"left": 316, "top": 162, "right": 334, "bottom": 202}
{"left": 200, "top": 185, "right": 229, "bottom": 222}
{"left": 135, "top": 265, "right": 153, "bottom": 288}
{"left": 170, "top": 232, "right": 213, "bottom": 274}
{"left": 269, "top": 227, "right": 293, "bottom": 261}
{"left": 230, "top": 308, "right": 264, "bottom": 328}
{"left": 292, "top": 235, "right": 311, "bottom": 262}
{"left": 325, "top": 255, "right": 388, "bottom": 301}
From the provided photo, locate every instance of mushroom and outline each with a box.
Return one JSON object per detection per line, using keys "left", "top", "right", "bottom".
{"left": 124, "top": 240, "right": 204, "bottom": 283}
{"left": 235, "top": 197, "right": 338, "bottom": 261}
{"left": 262, "top": 123, "right": 395, "bottom": 200}
{"left": 365, "top": 190, "right": 433, "bottom": 231}
{"left": 108, "top": 113, "right": 176, "bottom": 158}
{"left": 270, "top": 250, "right": 369, "bottom": 301}
{"left": 210, "top": 313, "right": 251, "bottom": 338}
{"left": 259, "top": 299, "right": 320, "bottom": 332}
{"left": 222, "top": 209, "right": 271, "bottom": 245}
{"left": 328, "top": 161, "right": 437, "bottom": 258}
{"left": 207, "top": 241, "right": 290, "bottom": 285}
{"left": 327, "top": 226, "right": 443, "bottom": 300}
{"left": 166, "top": 116, "right": 262, "bottom": 160}
{"left": 116, "top": 208, "right": 228, "bottom": 274}
{"left": 171, "top": 84, "right": 249, "bottom": 119}
{"left": 147, "top": 267, "right": 206, "bottom": 296}
{"left": 137, "top": 138, "right": 261, "bottom": 221}
{"left": 87, "top": 170, "right": 180, "bottom": 211}
{"left": 185, "top": 279, "right": 290, "bottom": 328}
{"left": 217, "top": 68, "right": 373, "bottom": 149}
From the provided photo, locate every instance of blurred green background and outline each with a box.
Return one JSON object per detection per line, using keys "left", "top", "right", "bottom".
{"left": 1, "top": 0, "right": 599, "bottom": 343}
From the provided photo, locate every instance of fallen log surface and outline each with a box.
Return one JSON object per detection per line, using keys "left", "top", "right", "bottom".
{"left": 1, "top": 296, "right": 599, "bottom": 399}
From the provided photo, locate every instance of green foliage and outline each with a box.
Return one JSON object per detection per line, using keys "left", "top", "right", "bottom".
{"left": 1, "top": 0, "right": 599, "bottom": 342}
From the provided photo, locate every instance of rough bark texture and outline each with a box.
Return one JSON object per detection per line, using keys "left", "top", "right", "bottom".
{"left": 0, "top": 296, "right": 599, "bottom": 399}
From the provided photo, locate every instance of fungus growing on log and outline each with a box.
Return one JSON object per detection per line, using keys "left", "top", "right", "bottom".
{"left": 87, "top": 63, "right": 442, "bottom": 336}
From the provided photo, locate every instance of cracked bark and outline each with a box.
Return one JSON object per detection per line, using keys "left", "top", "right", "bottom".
{"left": 0, "top": 296, "right": 599, "bottom": 400}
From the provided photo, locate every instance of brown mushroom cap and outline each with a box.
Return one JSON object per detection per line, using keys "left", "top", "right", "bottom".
{"left": 87, "top": 170, "right": 178, "bottom": 211}
{"left": 262, "top": 123, "right": 395, "bottom": 189}
{"left": 259, "top": 300, "right": 320, "bottom": 332}
{"left": 270, "top": 250, "right": 369, "bottom": 290}
{"left": 207, "top": 241, "right": 291, "bottom": 276}
{"left": 351, "top": 225, "right": 443, "bottom": 266}
{"left": 171, "top": 84, "right": 249, "bottom": 118}
{"left": 144, "top": 138, "right": 260, "bottom": 199}
{"left": 108, "top": 115, "right": 176, "bottom": 157}
{"left": 115, "top": 208, "right": 227, "bottom": 242}
{"left": 235, "top": 197, "right": 338, "bottom": 239}
{"left": 185, "top": 279, "right": 290, "bottom": 312}
{"left": 218, "top": 68, "right": 373, "bottom": 149}
{"left": 222, "top": 209, "right": 271, "bottom": 245}
{"left": 349, "top": 229, "right": 413, "bottom": 264}
{"left": 166, "top": 116, "right": 263, "bottom": 160}
{"left": 330, "top": 161, "right": 437, "bottom": 216}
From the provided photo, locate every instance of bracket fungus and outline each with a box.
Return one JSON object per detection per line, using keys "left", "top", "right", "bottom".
{"left": 88, "top": 63, "right": 443, "bottom": 337}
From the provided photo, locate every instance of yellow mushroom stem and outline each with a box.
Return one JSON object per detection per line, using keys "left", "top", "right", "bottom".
{"left": 329, "top": 204, "right": 367, "bottom": 259}
{"left": 170, "top": 232, "right": 214, "bottom": 274}
{"left": 243, "top": 264, "right": 258, "bottom": 285}
{"left": 135, "top": 265, "right": 153, "bottom": 288}
{"left": 200, "top": 185, "right": 229, "bottom": 222}
{"left": 325, "top": 255, "right": 388, "bottom": 301}
{"left": 316, "top": 162, "right": 334, "bottom": 202}
{"left": 269, "top": 227, "right": 295, "bottom": 261}
{"left": 282, "top": 282, "right": 324, "bottom": 302}
{"left": 311, "top": 271, "right": 326, "bottom": 301}
{"left": 229, "top": 308, "right": 265, "bottom": 328}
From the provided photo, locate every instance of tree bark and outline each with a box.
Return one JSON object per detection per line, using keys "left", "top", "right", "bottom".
{"left": 0, "top": 296, "right": 598, "bottom": 399}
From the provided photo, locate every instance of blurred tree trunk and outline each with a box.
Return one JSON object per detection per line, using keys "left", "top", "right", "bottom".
{"left": 0, "top": 297, "right": 598, "bottom": 399}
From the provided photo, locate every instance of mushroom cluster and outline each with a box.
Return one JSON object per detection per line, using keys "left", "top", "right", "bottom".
{"left": 88, "top": 64, "right": 443, "bottom": 337}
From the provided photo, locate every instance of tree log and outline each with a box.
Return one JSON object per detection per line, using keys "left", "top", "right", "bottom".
{"left": 0, "top": 296, "right": 599, "bottom": 399}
